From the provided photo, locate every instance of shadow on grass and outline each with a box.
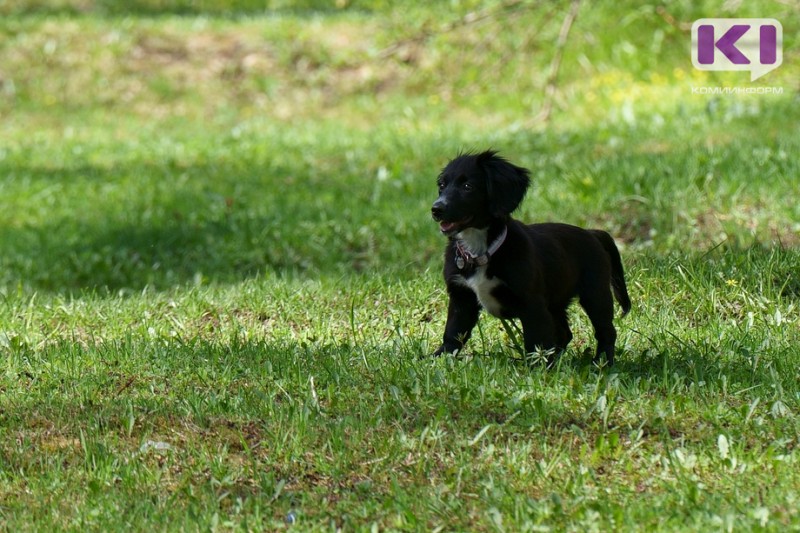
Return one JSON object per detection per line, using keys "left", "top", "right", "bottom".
{"left": 3, "top": 124, "right": 798, "bottom": 295}
{"left": 0, "top": 159, "right": 436, "bottom": 294}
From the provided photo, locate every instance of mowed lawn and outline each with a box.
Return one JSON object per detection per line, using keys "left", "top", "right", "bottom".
{"left": 1, "top": 1, "right": 799, "bottom": 530}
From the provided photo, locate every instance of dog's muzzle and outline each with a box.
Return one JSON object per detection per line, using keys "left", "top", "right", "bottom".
{"left": 431, "top": 199, "right": 446, "bottom": 221}
{"left": 432, "top": 199, "right": 458, "bottom": 233}
{"left": 432, "top": 201, "right": 471, "bottom": 234}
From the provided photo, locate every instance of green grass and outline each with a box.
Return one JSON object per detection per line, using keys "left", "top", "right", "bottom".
{"left": 1, "top": 0, "right": 799, "bottom": 530}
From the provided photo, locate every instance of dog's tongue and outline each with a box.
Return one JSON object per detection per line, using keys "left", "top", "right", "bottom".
{"left": 439, "top": 221, "right": 456, "bottom": 233}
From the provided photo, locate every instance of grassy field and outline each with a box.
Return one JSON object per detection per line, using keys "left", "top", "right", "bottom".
{"left": 1, "top": 0, "right": 799, "bottom": 530}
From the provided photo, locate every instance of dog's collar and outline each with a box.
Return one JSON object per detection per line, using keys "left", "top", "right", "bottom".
{"left": 455, "top": 225, "right": 507, "bottom": 270}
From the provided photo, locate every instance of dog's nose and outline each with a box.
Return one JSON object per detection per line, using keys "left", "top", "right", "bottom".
{"left": 431, "top": 199, "right": 446, "bottom": 221}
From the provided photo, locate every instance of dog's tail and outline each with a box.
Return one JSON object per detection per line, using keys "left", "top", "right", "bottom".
{"left": 591, "top": 230, "right": 632, "bottom": 316}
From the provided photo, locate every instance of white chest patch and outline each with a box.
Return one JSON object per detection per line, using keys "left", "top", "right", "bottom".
{"left": 455, "top": 227, "right": 489, "bottom": 256}
{"left": 455, "top": 267, "right": 505, "bottom": 317}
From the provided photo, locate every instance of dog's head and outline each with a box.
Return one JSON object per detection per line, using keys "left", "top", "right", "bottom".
{"left": 431, "top": 150, "right": 531, "bottom": 235}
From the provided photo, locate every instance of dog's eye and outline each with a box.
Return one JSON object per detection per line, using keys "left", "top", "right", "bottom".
{"left": 463, "top": 182, "right": 473, "bottom": 191}
{"left": 437, "top": 181, "right": 445, "bottom": 191}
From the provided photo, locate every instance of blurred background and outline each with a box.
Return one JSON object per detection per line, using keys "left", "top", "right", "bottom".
{"left": 0, "top": 0, "right": 797, "bottom": 293}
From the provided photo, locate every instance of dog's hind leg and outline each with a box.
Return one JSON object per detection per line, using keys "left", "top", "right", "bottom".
{"left": 579, "top": 290, "right": 617, "bottom": 366}
{"left": 590, "top": 230, "right": 631, "bottom": 316}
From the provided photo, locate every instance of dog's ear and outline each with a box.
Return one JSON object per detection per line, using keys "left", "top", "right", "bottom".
{"left": 478, "top": 150, "right": 531, "bottom": 217}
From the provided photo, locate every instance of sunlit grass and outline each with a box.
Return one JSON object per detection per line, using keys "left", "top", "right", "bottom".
{"left": 1, "top": 1, "right": 799, "bottom": 530}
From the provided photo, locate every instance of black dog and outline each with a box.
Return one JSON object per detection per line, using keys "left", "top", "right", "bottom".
{"left": 431, "top": 150, "right": 631, "bottom": 365}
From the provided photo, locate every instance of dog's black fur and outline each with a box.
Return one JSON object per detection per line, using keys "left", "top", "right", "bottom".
{"left": 431, "top": 150, "right": 631, "bottom": 365}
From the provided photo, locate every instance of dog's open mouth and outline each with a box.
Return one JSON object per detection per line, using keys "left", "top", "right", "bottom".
{"left": 438, "top": 217, "right": 472, "bottom": 235}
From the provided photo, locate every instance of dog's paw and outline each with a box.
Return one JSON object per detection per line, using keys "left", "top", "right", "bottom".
{"left": 425, "top": 346, "right": 459, "bottom": 358}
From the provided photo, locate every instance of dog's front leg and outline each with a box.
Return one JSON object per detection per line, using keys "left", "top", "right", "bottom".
{"left": 434, "top": 285, "right": 481, "bottom": 356}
